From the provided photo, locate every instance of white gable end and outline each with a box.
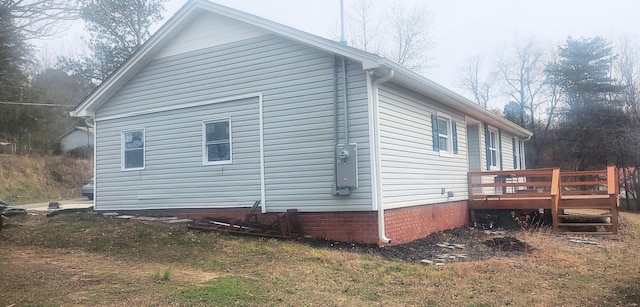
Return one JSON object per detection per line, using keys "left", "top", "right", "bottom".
{"left": 154, "top": 12, "right": 269, "bottom": 59}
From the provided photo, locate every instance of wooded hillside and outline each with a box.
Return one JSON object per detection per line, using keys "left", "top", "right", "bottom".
{"left": 0, "top": 155, "right": 92, "bottom": 204}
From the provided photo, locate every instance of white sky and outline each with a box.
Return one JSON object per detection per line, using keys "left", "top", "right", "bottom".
{"left": 34, "top": 0, "right": 640, "bottom": 101}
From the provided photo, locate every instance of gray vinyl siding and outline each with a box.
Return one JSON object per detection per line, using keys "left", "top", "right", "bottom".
{"left": 467, "top": 124, "right": 481, "bottom": 171}
{"left": 377, "top": 83, "right": 469, "bottom": 209}
{"left": 94, "top": 34, "right": 372, "bottom": 212}
{"left": 96, "top": 97, "right": 260, "bottom": 209}
{"left": 502, "top": 132, "right": 515, "bottom": 170}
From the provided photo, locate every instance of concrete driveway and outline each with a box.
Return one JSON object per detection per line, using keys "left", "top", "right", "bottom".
{"left": 16, "top": 198, "right": 94, "bottom": 211}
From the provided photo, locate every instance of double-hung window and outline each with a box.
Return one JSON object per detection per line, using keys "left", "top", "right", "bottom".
{"left": 438, "top": 117, "right": 450, "bottom": 152}
{"left": 488, "top": 129, "right": 498, "bottom": 168}
{"left": 122, "top": 129, "right": 145, "bottom": 170}
{"left": 431, "top": 113, "right": 457, "bottom": 155}
{"left": 203, "top": 119, "right": 232, "bottom": 164}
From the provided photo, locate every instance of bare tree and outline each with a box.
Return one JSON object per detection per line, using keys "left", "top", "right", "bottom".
{"left": 2, "top": 0, "right": 81, "bottom": 39}
{"left": 616, "top": 36, "right": 640, "bottom": 114}
{"left": 457, "top": 55, "right": 496, "bottom": 108}
{"left": 496, "top": 37, "right": 547, "bottom": 130}
{"left": 336, "top": 0, "right": 435, "bottom": 72}
{"left": 614, "top": 36, "right": 640, "bottom": 207}
{"left": 343, "top": 0, "right": 380, "bottom": 53}
{"left": 384, "top": 1, "right": 434, "bottom": 70}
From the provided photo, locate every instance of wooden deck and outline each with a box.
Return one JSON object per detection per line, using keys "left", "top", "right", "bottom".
{"left": 468, "top": 166, "right": 619, "bottom": 234}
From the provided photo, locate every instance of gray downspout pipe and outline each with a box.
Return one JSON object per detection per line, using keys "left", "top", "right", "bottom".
{"left": 372, "top": 69, "right": 394, "bottom": 244}
{"left": 341, "top": 56, "right": 349, "bottom": 144}
{"left": 333, "top": 56, "right": 339, "bottom": 195}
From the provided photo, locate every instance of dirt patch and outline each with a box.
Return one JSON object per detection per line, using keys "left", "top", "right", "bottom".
{"left": 307, "top": 226, "right": 535, "bottom": 263}
{"left": 483, "top": 236, "right": 531, "bottom": 251}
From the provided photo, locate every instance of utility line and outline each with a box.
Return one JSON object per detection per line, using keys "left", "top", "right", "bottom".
{"left": 0, "top": 101, "right": 75, "bottom": 107}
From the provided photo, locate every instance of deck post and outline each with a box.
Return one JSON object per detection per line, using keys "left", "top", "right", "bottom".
{"left": 551, "top": 168, "right": 560, "bottom": 231}
{"left": 607, "top": 165, "right": 619, "bottom": 234}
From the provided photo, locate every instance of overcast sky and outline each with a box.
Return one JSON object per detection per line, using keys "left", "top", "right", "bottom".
{"left": 35, "top": 0, "right": 639, "bottom": 100}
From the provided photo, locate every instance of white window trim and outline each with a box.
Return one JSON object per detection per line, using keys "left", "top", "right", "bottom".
{"left": 488, "top": 128, "right": 499, "bottom": 170}
{"left": 202, "top": 118, "right": 233, "bottom": 165}
{"left": 437, "top": 112, "right": 454, "bottom": 157}
{"left": 519, "top": 140, "right": 525, "bottom": 170}
{"left": 513, "top": 137, "right": 520, "bottom": 169}
{"left": 121, "top": 128, "right": 145, "bottom": 171}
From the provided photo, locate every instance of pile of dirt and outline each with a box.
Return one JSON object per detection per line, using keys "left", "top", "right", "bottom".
{"left": 308, "top": 227, "right": 533, "bottom": 263}
{"left": 0, "top": 155, "right": 92, "bottom": 204}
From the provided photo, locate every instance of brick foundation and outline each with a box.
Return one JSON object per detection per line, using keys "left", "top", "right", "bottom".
{"left": 383, "top": 200, "right": 469, "bottom": 245}
{"left": 114, "top": 200, "right": 468, "bottom": 246}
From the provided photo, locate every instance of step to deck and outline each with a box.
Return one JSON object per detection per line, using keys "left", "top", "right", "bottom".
{"left": 560, "top": 231, "right": 615, "bottom": 236}
{"left": 559, "top": 205, "right": 614, "bottom": 210}
{"left": 557, "top": 223, "right": 613, "bottom": 227}
{"left": 558, "top": 214, "right": 612, "bottom": 219}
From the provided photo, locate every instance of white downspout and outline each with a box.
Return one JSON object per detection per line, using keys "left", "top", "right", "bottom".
{"left": 371, "top": 69, "right": 394, "bottom": 244}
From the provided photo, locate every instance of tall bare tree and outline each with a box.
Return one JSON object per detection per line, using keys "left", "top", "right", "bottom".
{"left": 614, "top": 36, "right": 640, "bottom": 206}
{"left": 2, "top": 0, "right": 81, "bottom": 39}
{"left": 457, "top": 55, "right": 496, "bottom": 108}
{"left": 384, "top": 1, "right": 434, "bottom": 70}
{"left": 496, "top": 37, "right": 547, "bottom": 130}
{"left": 616, "top": 36, "right": 640, "bottom": 114}
{"left": 343, "top": 0, "right": 380, "bottom": 53}
{"left": 337, "top": 0, "right": 435, "bottom": 71}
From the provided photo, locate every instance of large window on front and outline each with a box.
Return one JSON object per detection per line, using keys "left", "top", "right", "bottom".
{"left": 203, "top": 119, "right": 231, "bottom": 164}
{"left": 488, "top": 130, "right": 498, "bottom": 167}
{"left": 122, "top": 129, "right": 145, "bottom": 170}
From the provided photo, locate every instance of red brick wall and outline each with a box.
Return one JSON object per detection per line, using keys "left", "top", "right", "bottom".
{"left": 115, "top": 200, "right": 468, "bottom": 246}
{"left": 383, "top": 201, "right": 469, "bottom": 245}
{"left": 295, "top": 211, "right": 379, "bottom": 244}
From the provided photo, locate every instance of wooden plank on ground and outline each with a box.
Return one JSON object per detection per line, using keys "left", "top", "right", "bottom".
{"left": 469, "top": 199, "right": 553, "bottom": 210}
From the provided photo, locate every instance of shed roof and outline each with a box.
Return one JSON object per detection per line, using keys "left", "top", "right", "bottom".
{"left": 70, "top": 0, "right": 532, "bottom": 138}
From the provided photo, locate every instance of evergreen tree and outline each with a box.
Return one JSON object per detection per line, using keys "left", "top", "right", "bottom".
{"left": 546, "top": 37, "right": 623, "bottom": 170}
{"left": 59, "top": 0, "right": 166, "bottom": 84}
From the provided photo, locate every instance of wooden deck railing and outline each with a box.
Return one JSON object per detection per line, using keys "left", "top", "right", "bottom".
{"left": 468, "top": 166, "right": 618, "bottom": 234}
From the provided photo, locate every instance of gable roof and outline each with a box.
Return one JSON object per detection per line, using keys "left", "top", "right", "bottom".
{"left": 70, "top": 0, "right": 532, "bottom": 138}
{"left": 57, "top": 126, "right": 93, "bottom": 141}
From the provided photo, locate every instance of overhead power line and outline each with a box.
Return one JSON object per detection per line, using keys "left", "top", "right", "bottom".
{"left": 0, "top": 101, "right": 75, "bottom": 107}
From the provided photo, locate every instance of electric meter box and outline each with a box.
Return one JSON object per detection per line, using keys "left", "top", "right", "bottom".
{"left": 336, "top": 144, "right": 358, "bottom": 188}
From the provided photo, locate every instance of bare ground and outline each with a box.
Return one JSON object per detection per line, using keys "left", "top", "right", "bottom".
{"left": 307, "top": 226, "right": 535, "bottom": 264}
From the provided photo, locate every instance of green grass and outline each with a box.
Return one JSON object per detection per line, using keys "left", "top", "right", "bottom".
{"left": 178, "top": 275, "right": 268, "bottom": 306}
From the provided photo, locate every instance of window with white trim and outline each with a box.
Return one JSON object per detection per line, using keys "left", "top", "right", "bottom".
{"left": 488, "top": 129, "right": 498, "bottom": 168}
{"left": 438, "top": 117, "right": 450, "bottom": 152}
{"left": 122, "top": 129, "right": 145, "bottom": 170}
{"left": 431, "top": 113, "right": 458, "bottom": 154}
{"left": 203, "top": 119, "right": 231, "bottom": 164}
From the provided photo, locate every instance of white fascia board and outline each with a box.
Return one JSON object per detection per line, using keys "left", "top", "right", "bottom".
{"left": 380, "top": 59, "right": 533, "bottom": 139}
{"left": 195, "top": 0, "right": 381, "bottom": 69}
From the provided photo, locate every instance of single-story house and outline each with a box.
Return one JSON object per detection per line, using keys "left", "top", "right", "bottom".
{"left": 58, "top": 126, "right": 94, "bottom": 152}
{"left": 70, "top": 0, "right": 532, "bottom": 245}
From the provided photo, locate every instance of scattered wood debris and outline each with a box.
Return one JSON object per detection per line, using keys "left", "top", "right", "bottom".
{"left": 567, "top": 236, "right": 605, "bottom": 248}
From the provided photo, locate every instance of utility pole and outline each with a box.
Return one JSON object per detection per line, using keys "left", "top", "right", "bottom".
{"left": 340, "top": 0, "right": 346, "bottom": 45}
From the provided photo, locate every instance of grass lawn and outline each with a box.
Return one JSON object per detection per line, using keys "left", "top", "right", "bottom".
{"left": 1, "top": 211, "right": 640, "bottom": 306}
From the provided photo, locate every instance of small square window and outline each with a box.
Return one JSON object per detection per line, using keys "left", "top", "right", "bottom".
{"left": 204, "top": 119, "right": 231, "bottom": 164}
{"left": 122, "top": 130, "right": 144, "bottom": 170}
